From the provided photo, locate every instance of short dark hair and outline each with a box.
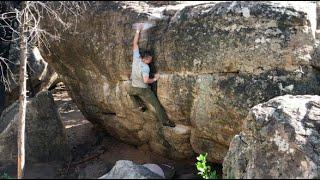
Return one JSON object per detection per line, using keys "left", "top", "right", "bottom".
{"left": 140, "top": 49, "right": 153, "bottom": 58}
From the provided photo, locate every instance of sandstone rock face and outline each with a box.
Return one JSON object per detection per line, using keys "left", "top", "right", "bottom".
{"left": 99, "top": 160, "right": 163, "bottom": 179}
{"left": 0, "top": 91, "right": 69, "bottom": 163}
{"left": 311, "top": 41, "right": 320, "bottom": 69}
{"left": 223, "top": 95, "right": 320, "bottom": 179}
{"left": 43, "top": 1, "right": 319, "bottom": 161}
{"left": 317, "top": 2, "right": 320, "bottom": 29}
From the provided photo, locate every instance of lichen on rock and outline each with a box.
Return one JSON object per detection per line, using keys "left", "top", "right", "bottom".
{"left": 223, "top": 95, "right": 320, "bottom": 178}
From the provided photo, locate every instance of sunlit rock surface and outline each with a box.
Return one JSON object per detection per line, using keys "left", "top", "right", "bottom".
{"left": 42, "top": 1, "right": 319, "bottom": 161}
{"left": 223, "top": 95, "right": 320, "bottom": 178}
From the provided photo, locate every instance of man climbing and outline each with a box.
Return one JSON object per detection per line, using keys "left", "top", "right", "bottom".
{"left": 128, "top": 23, "right": 175, "bottom": 128}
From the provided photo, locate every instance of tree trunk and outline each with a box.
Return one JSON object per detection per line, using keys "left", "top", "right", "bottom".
{"left": 17, "top": 1, "right": 27, "bottom": 179}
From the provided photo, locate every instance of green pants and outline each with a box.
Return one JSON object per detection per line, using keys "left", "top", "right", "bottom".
{"left": 128, "top": 86, "right": 169, "bottom": 124}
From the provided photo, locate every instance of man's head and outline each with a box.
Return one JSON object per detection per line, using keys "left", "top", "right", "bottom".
{"left": 140, "top": 50, "right": 153, "bottom": 64}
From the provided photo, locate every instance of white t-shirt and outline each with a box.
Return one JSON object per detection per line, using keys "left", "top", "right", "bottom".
{"left": 131, "top": 48, "right": 150, "bottom": 88}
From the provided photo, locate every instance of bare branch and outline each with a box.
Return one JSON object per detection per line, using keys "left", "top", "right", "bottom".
{"left": 0, "top": 1, "right": 90, "bottom": 91}
{"left": 0, "top": 56, "right": 16, "bottom": 91}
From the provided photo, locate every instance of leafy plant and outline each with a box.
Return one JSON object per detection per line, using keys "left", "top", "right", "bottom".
{"left": 196, "top": 153, "right": 218, "bottom": 179}
{"left": 0, "top": 173, "right": 12, "bottom": 179}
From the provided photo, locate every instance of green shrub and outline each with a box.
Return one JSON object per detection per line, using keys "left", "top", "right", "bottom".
{"left": 0, "top": 173, "right": 12, "bottom": 179}
{"left": 195, "top": 153, "right": 218, "bottom": 179}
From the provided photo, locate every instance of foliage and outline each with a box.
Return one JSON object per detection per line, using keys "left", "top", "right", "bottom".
{"left": 0, "top": 173, "right": 12, "bottom": 179}
{"left": 196, "top": 153, "right": 218, "bottom": 179}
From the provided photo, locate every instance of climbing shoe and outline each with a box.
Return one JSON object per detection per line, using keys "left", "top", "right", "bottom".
{"left": 132, "top": 106, "right": 147, "bottom": 112}
{"left": 139, "top": 106, "right": 147, "bottom": 112}
{"left": 163, "top": 121, "right": 176, "bottom": 127}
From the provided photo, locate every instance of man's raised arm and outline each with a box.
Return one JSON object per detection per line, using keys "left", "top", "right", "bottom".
{"left": 133, "top": 24, "right": 143, "bottom": 51}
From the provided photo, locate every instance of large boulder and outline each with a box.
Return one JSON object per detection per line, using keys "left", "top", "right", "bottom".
{"left": 317, "top": 2, "right": 320, "bottom": 29}
{"left": 99, "top": 160, "right": 163, "bottom": 179}
{"left": 223, "top": 95, "right": 320, "bottom": 179}
{"left": 42, "top": 1, "right": 319, "bottom": 161}
{"left": 0, "top": 91, "right": 69, "bottom": 164}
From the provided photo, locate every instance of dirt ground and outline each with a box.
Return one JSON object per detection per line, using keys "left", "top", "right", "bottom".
{"left": 1, "top": 83, "right": 222, "bottom": 179}
{"left": 34, "top": 84, "right": 203, "bottom": 179}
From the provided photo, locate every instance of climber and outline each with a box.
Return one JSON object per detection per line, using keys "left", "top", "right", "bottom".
{"left": 128, "top": 23, "right": 175, "bottom": 128}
